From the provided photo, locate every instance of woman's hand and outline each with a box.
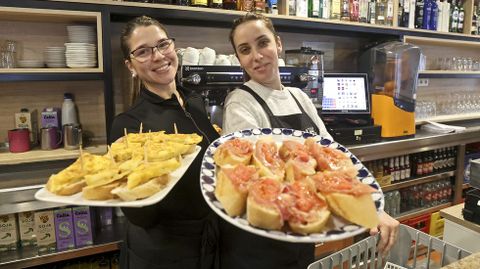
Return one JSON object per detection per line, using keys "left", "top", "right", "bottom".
{"left": 369, "top": 211, "right": 399, "bottom": 257}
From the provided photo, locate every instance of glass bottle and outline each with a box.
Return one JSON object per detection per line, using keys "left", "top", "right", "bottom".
{"left": 386, "top": 0, "right": 394, "bottom": 25}
{"left": 450, "top": 0, "right": 459, "bottom": 32}
{"left": 376, "top": 0, "right": 386, "bottom": 25}
{"left": 389, "top": 157, "right": 396, "bottom": 182}
{"left": 255, "top": 0, "right": 266, "bottom": 12}
{"left": 415, "top": 0, "right": 424, "bottom": 28}
{"left": 400, "top": 156, "right": 406, "bottom": 180}
{"left": 331, "top": 0, "right": 342, "bottom": 18}
{"left": 458, "top": 0, "right": 464, "bottom": 32}
{"left": 210, "top": 0, "right": 223, "bottom": 8}
{"left": 309, "top": 0, "right": 321, "bottom": 17}
{"left": 472, "top": 5, "right": 478, "bottom": 35}
{"left": 368, "top": 0, "right": 377, "bottom": 23}
{"left": 416, "top": 153, "right": 424, "bottom": 176}
{"left": 289, "top": 0, "right": 297, "bottom": 15}
{"left": 322, "top": 0, "right": 331, "bottom": 18}
{"left": 394, "top": 156, "right": 400, "bottom": 181}
{"left": 350, "top": 0, "right": 360, "bottom": 21}
{"left": 359, "top": 0, "right": 369, "bottom": 22}
{"left": 430, "top": 0, "right": 438, "bottom": 30}
{"left": 422, "top": 0, "right": 432, "bottom": 29}
{"left": 222, "top": 0, "right": 237, "bottom": 9}
{"left": 405, "top": 155, "right": 411, "bottom": 179}
{"left": 341, "top": 0, "right": 350, "bottom": 20}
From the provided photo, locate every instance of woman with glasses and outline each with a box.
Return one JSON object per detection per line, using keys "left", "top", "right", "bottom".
{"left": 220, "top": 13, "right": 399, "bottom": 269}
{"left": 109, "top": 16, "right": 220, "bottom": 269}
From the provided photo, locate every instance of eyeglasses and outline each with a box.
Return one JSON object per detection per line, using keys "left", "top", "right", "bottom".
{"left": 130, "top": 38, "right": 175, "bottom": 62}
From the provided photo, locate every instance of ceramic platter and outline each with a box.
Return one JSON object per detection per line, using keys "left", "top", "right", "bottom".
{"left": 200, "top": 128, "right": 384, "bottom": 243}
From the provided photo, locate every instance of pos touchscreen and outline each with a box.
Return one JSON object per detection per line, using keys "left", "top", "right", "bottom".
{"left": 321, "top": 73, "right": 371, "bottom": 115}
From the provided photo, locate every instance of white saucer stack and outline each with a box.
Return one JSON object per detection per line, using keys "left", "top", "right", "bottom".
{"left": 65, "top": 25, "right": 97, "bottom": 68}
{"left": 44, "top": 46, "right": 66, "bottom": 68}
{"left": 67, "top": 25, "right": 96, "bottom": 44}
{"left": 65, "top": 43, "right": 97, "bottom": 68}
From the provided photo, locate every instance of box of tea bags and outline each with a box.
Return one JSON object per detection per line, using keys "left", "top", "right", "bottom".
{"left": 0, "top": 214, "right": 18, "bottom": 251}
{"left": 17, "top": 211, "right": 36, "bottom": 247}
{"left": 72, "top": 206, "right": 93, "bottom": 248}
{"left": 34, "top": 210, "right": 56, "bottom": 253}
{"left": 54, "top": 208, "right": 75, "bottom": 250}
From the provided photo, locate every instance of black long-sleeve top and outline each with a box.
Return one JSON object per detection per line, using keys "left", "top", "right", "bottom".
{"left": 109, "top": 86, "right": 219, "bottom": 228}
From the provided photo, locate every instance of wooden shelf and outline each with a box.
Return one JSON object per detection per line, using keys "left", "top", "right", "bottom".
{"left": 419, "top": 70, "right": 480, "bottom": 78}
{"left": 405, "top": 35, "right": 480, "bottom": 48}
{"left": 43, "top": 0, "right": 480, "bottom": 41}
{"left": 416, "top": 113, "right": 480, "bottom": 125}
{"left": 0, "top": 144, "right": 107, "bottom": 166}
{"left": 382, "top": 171, "right": 455, "bottom": 192}
{"left": 0, "top": 218, "right": 124, "bottom": 268}
{"left": 0, "top": 68, "right": 102, "bottom": 73}
{"left": 396, "top": 202, "right": 452, "bottom": 222}
{"left": 0, "top": 6, "right": 104, "bottom": 73}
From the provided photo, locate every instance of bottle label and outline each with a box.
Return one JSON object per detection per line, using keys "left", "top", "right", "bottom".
{"left": 192, "top": 0, "right": 208, "bottom": 5}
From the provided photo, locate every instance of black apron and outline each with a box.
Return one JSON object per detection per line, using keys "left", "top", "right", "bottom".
{"left": 239, "top": 84, "right": 320, "bottom": 134}
{"left": 121, "top": 213, "right": 219, "bottom": 269}
{"left": 218, "top": 85, "right": 317, "bottom": 269}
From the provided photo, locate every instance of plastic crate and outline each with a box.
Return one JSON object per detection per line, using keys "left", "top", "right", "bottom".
{"left": 308, "top": 224, "right": 471, "bottom": 269}
{"left": 429, "top": 212, "right": 444, "bottom": 237}
{"left": 403, "top": 213, "right": 431, "bottom": 234}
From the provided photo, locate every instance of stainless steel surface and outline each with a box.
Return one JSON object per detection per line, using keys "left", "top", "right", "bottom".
{"left": 469, "top": 158, "right": 480, "bottom": 189}
{"left": 207, "top": 105, "right": 223, "bottom": 127}
{"left": 63, "top": 124, "right": 82, "bottom": 150}
{"left": 348, "top": 124, "right": 480, "bottom": 162}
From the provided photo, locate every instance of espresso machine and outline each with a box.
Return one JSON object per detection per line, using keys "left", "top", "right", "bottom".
{"left": 178, "top": 64, "right": 310, "bottom": 127}
{"left": 359, "top": 41, "right": 421, "bottom": 138}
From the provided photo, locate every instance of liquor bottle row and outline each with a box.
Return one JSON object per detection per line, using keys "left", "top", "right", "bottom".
{"left": 134, "top": 0, "right": 478, "bottom": 35}
{"left": 384, "top": 178, "right": 452, "bottom": 217}
{"left": 0, "top": 206, "right": 114, "bottom": 253}
{"left": 364, "top": 146, "right": 457, "bottom": 187}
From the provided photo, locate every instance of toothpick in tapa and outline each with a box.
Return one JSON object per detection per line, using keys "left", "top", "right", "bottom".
{"left": 123, "top": 128, "right": 129, "bottom": 148}
{"left": 173, "top": 123, "right": 178, "bottom": 134}
{"left": 107, "top": 145, "right": 116, "bottom": 166}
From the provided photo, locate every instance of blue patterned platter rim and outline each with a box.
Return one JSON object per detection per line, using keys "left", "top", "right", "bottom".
{"left": 200, "top": 128, "right": 384, "bottom": 243}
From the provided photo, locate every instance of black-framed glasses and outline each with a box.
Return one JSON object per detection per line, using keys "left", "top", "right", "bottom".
{"left": 130, "top": 38, "right": 175, "bottom": 62}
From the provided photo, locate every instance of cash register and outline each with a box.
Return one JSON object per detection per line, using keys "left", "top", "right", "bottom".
{"left": 320, "top": 73, "right": 381, "bottom": 145}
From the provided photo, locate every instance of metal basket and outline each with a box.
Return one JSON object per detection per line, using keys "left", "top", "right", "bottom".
{"left": 308, "top": 224, "right": 471, "bottom": 269}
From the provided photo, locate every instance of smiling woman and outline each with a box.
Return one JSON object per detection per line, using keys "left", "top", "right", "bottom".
{"left": 109, "top": 15, "right": 220, "bottom": 269}
{"left": 220, "top": 12, "right": 399, "bottom": 269}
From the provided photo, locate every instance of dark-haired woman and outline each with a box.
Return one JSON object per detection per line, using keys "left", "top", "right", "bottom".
{"left": 109, "top": 16, "right": 219, "bottom": 269}
{"left": 220, "top": 13, "right": 399, "bottom": 269}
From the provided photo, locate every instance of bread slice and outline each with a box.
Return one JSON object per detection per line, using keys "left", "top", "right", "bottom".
{"left": 111, "top": 175, "right": 169, "bottom": 201}
{"left": 215, "top": 168, "right": 248, "bottom": 217}
{"left": 289, "top": 209, "right": 331, "bottom": 234}
{"left": 82, "top": 180, "right": 123, "bottom": 200}
{"left": 47, "top": 179, "right": 86, "bottom": 196}
{"left": 246, "top": 195, "right": 283, "bottom": 230}
{"left": 213, "top": 138, "right": 254, "bottom": 167}
{"left": 325, "top": 193, "right": 378, "bottom": 229}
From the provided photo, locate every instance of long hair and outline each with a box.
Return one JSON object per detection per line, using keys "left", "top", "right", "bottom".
{"left": 120, "top": 16, "right": 169, "bottom": 106}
